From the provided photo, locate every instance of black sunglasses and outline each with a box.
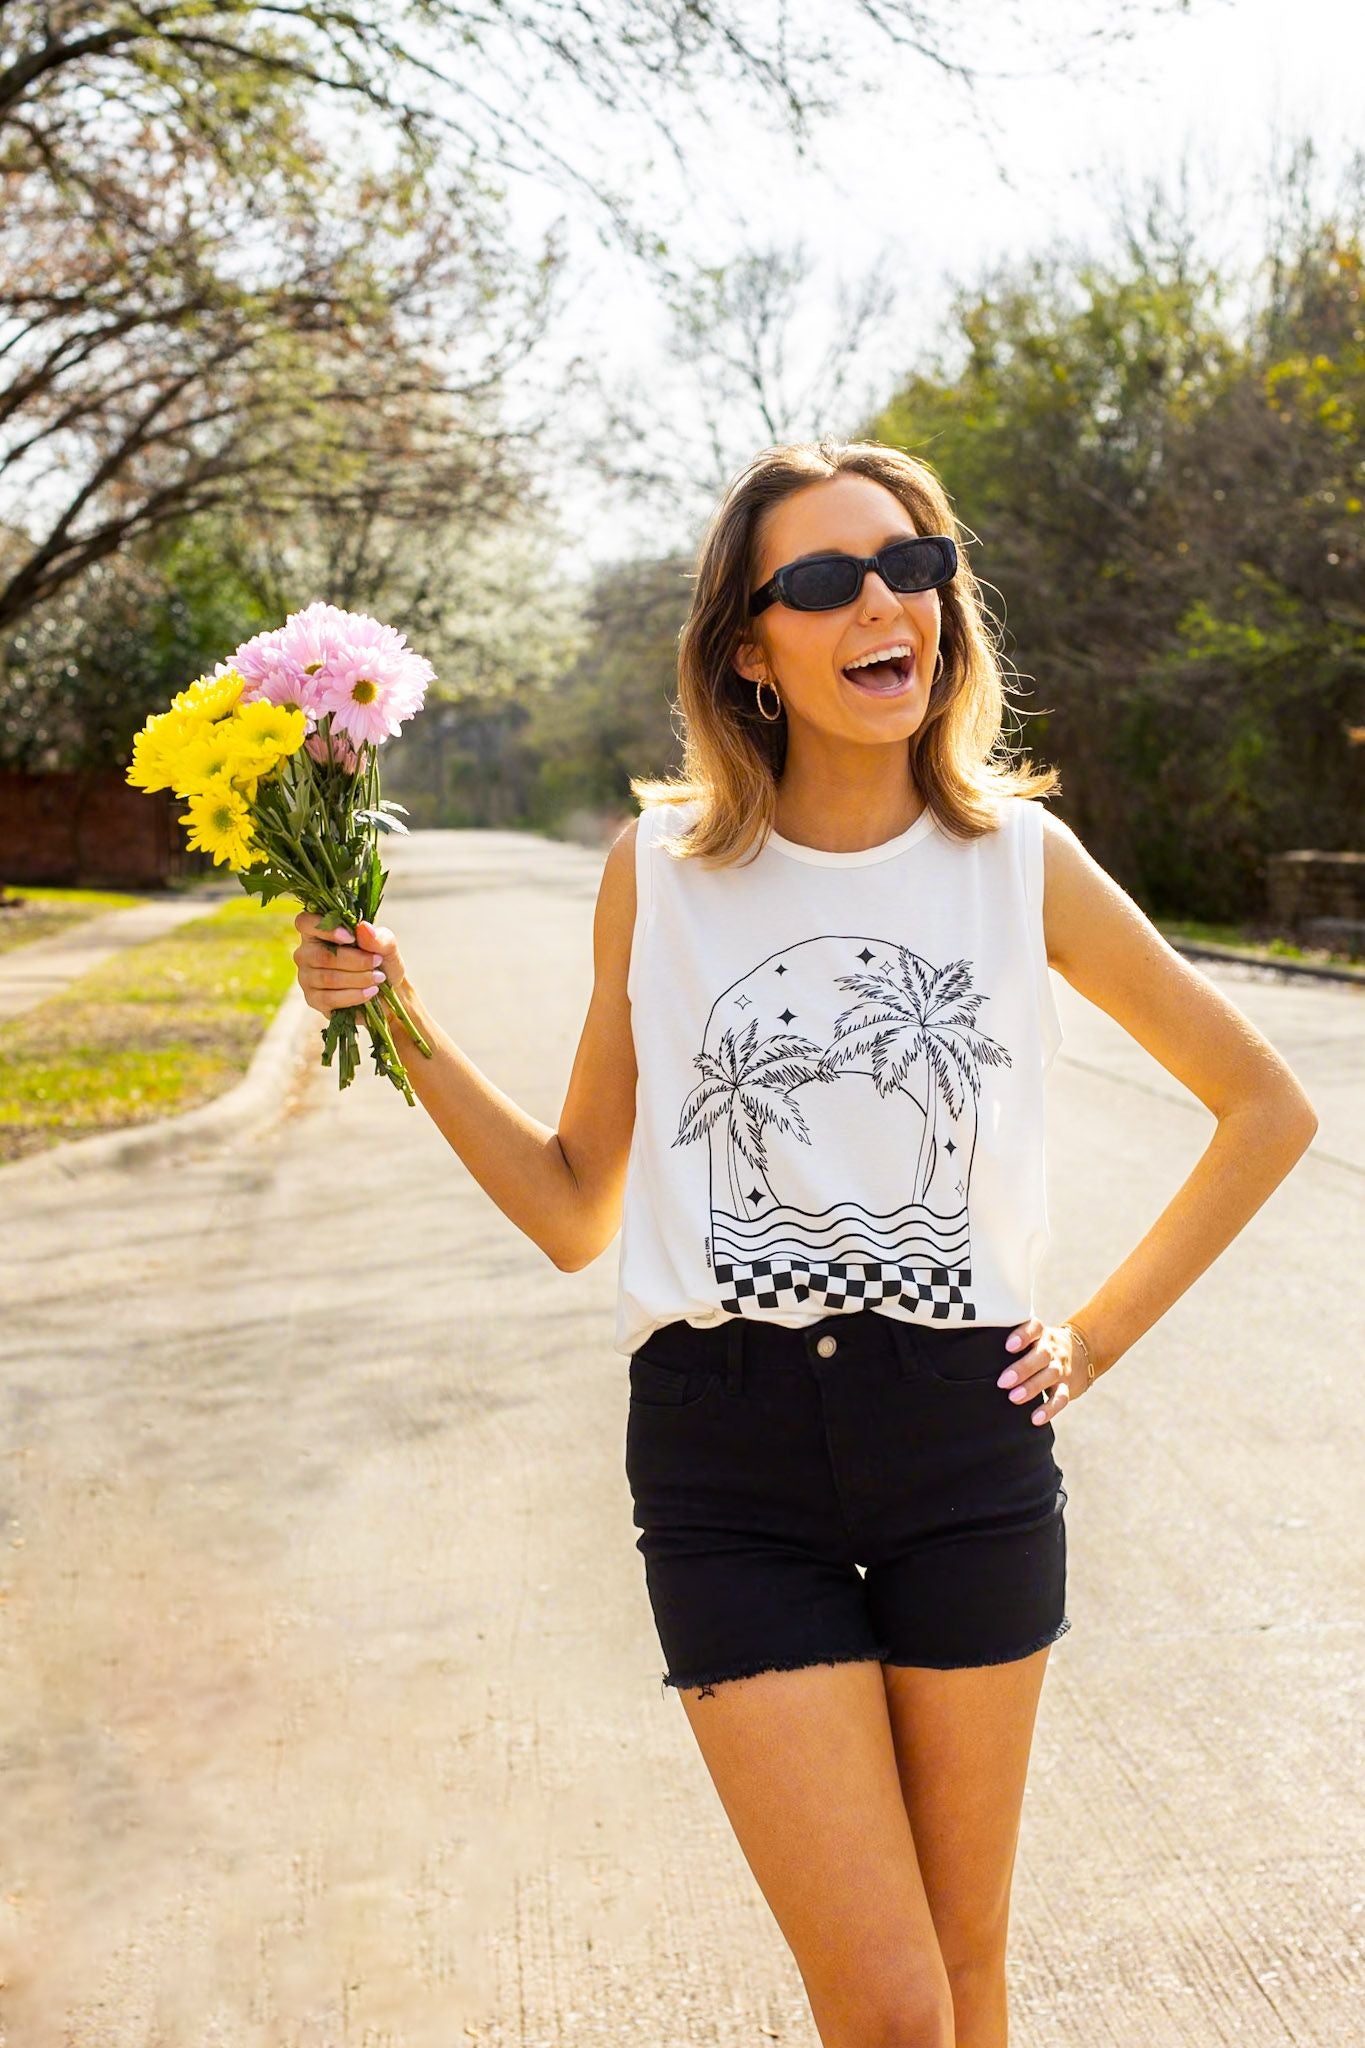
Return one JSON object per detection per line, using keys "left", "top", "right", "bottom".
{"left": 748, "top": 535, "right": 957, "bottom": 615}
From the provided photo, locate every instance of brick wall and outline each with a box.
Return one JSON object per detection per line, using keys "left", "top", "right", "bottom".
{"left": 0, "top": 770, "right": 213, "bottom": 888}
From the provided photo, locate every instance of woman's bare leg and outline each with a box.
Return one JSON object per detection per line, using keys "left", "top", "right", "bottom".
{"left": 881, "top": 1646, "right": 1053, "bottom": 2048}
{"left": 676, "top": 1657, "right": 956, "bottom": 2048}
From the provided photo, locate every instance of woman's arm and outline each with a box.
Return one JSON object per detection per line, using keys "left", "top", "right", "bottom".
{"left": 303, "top": 821, "right": 640, "bottom": 1272}
{"left": 1040, "top": 809, "right": 1319, "bottom": 1377}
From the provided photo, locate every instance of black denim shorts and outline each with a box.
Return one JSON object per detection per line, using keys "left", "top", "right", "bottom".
{"left": 625, "top": 1307, "right": 1070, "bottom": 1695}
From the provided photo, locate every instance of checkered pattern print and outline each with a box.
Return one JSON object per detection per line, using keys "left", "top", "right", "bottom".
{"left": 714, "top": 1259, "right": 976, "bottom": 1321}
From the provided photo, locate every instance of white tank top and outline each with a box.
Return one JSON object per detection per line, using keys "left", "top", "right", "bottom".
{"left": 614, "top": 791, "right": 1064, "bottom": 1356}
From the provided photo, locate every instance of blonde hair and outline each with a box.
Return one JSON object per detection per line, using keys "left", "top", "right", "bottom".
{"left": 629, "top": 435, "right": 1059, "bottom": 863}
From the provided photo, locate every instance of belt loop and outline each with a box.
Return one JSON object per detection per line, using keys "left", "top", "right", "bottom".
{"left": 724, "top": 1317, "right": 745, "bottom": 1395}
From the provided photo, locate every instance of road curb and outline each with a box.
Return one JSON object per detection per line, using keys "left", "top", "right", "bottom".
{"left": 1168, "top": 938, "right": 1365, "bottom": 986}
{"left": 0, "top": 983, "right": 318, "bottom": 1195}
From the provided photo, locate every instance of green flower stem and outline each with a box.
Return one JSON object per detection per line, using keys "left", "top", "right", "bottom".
{"left": 284, "top": 761, "right": 350, "bottom": 900}
{"left": 362, "top": 998, "right": 417, "bottom": 1104}
{"left": 375, "top": 978, "right": 432, "bottom": 1058}
{"left": 273, "top": 822, "right": 345, "bottom": 919}
{"left": 245, "top": 818, "right": 326, "bottom": 907}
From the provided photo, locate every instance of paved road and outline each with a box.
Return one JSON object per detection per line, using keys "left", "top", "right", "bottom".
{"left": 0, "top": 887, "right": 237, "bottom": 1024}
{"left": 1, "top": 828, "right": 1360, "bottom": 2047}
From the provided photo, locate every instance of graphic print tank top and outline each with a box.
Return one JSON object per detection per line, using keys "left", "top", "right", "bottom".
{"left": 614, "top": 792, "right": 1064, "bottom": 1357}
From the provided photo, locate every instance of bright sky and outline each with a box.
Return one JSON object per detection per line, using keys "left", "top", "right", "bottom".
{"left": 485, "top": 0, "right": 1365, "bottom": 579}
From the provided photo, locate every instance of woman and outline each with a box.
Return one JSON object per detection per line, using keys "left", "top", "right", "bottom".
{"left": 291, "top": 438, "right": 1317, "bottom": 2048}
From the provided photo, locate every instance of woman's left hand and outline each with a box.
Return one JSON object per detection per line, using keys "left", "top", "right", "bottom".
{"left": 997, "top": 1319, "right": 1092, "bottom": 1425}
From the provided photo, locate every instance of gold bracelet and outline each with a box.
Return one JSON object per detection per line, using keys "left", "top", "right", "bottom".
{"left": 1063, "top": 1321, "right": 1097, "bottom": 1386}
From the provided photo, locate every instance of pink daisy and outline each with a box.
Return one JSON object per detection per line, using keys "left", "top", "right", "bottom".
{"left": 228, "top": 626, "right": 318, "bottom": 716}
{"left": 275, "top": 604, "right": 354, "bottom": 699}
{"left": 313, "top": 615, "right": 434, "bottom": 748}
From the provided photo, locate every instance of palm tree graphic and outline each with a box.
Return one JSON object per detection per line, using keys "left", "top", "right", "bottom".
{"left": 674, "top": 1016, "right": 833, "bottom": 1216}
{"left": 828, "top": 948, "right": 1011, "bottom": 1205}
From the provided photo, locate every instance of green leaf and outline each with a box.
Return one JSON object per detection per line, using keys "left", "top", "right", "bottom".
{"left": 358, "top": 846, "right": 384, "bottom": 921}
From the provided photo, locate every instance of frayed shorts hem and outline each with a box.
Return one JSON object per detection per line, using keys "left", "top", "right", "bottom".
{"left": 880, "top": 1613, "right": 1073, "bottom": 1672}
{"left": 662, "top": 1616, "right": 1071, "bottom": 1696}
{"left": 662, "top": 1645, "right": 891, "bottom": 1698}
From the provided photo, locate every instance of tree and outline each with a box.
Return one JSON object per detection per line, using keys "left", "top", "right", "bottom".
{"left": 518, "top": 554, "right": 692, "bottom": 825}
{"left": 0, "top": 521, "right": 264, "bottom": 772}
{"left": 0, "top": 122, "right": 565, "bottom": 637}
{"left": 573, "top": 241, "right": 914, "bottom": 543}
{"left": 0, "top": 1, "right": 1220, "bottom": 635}
{"left": 866, "top": 137, "right": 1364, "bottom": 913}
{"left": 0, "top": 4, "right": 1214, "bottom": 223}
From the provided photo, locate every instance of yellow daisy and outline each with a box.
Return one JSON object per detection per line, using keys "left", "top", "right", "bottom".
{"left": 177, "top": 774, "right": 265, "bottom": 870}
{"left": 167, "top": 725, "right": 262, "bottom": 800}
{"left": 229, "top": 699, "right": 308, "bottom": 769}
{"left": 170, "top": 666, "right": 246, "bottom": 723}
{"left": 126, "top": 708, "right": 204, "bottom": 793}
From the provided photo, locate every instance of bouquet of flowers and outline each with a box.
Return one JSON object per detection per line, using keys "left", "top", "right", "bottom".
{"left": 125, "top": 602, "right": 434, "bottom": 1104}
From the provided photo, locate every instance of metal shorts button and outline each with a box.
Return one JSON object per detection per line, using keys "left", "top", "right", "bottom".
{"left": 815, "top": 1334, "right": 838, "bottom": 1358}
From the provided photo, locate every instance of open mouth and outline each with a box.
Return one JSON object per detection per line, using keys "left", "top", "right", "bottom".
{"left": 841, "top": 654, "right": 916, "bottom": 695}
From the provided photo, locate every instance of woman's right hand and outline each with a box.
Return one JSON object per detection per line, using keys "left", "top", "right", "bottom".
{"left": 292, "top": 911, "right": 409, "bottom": 1016}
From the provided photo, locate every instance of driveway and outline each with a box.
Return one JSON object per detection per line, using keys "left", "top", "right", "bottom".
{"left": 0, "top": 827, "right": 1359, "bottom": 2046}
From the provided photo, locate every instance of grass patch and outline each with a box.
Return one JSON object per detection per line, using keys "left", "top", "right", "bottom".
{"left": 0, "top": 893, "right": 304, "bottom": 1164}
{"left": 0, "top": 883, "right": 150, "bottom": 956}
{"left": 1156, "top": 917, "right": 1363, "bottom": 969}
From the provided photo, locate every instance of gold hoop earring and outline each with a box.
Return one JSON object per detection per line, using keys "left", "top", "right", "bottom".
{"left": 755, "top": 676, "right": 784, "bottom": 722}
{"left": 932, "top": 650, "right": 944, "bottom": 685}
